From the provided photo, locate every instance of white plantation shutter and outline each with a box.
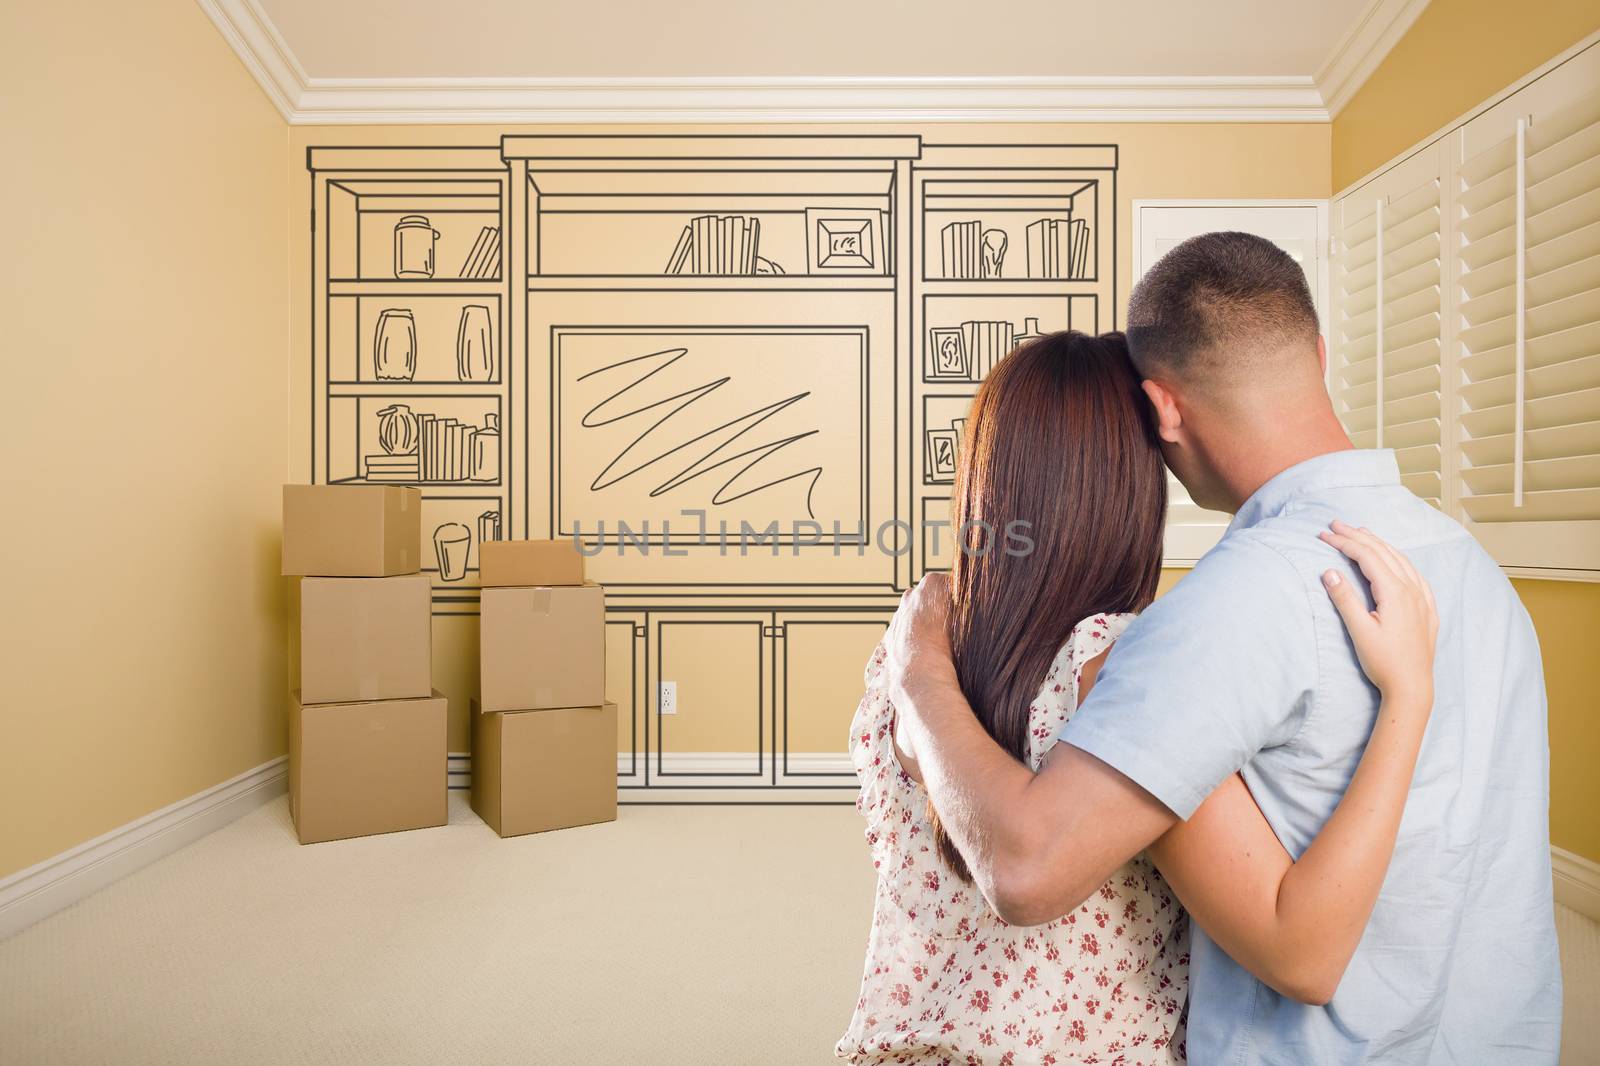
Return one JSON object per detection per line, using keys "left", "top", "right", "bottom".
{"left": 1332, "top": 150, "right": 1446, "bottom": 508}
{"left": 1453, "top": 44, "right": 1600, "bottom": 571}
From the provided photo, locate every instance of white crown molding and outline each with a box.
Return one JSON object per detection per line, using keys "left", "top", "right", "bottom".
{"left": 285, "top": 75, "right": 1329, "bottom": 125}
{"left": 195, "top": 0, "right": 304, "bottom": 121}
{"left": 1554, "top": 846, "right": 1600, "bottom": 923}
{"left": 0, "top": 757, "right": 286, "bottom": 941}
{"left": 196, "top": 0, "right": 1331, "bottom": 124}
{"left": 1314, "top": 0, "right": 1433, "bottom": 119}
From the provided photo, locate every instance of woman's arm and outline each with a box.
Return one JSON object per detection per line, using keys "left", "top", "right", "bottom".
{"left": 1143, "top": 522, "right": 1438, "bottom": 1005}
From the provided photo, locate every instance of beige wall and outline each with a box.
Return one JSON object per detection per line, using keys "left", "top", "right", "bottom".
{"left": 1332, "top": 0, "right": 1600, "bottom": 190}
{"left": 8, "top": 0, "right": 1592, "bottom": 875}
{"left": 0, "top": 0, "right": 289, "bottom": 877}
{"left": 1513, "top": 580, "right": 1600, "bottom": 862}
{"left": 1333, "top": 1, "right": 1600, "bottom": 864}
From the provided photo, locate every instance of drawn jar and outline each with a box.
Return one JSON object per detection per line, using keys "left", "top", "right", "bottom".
{"left": 374, "top": 309, "right": 417, "bottom": 381}
{"left": 394, "top": 215, "right": 439, "bottom": 279}
{"left": 471, "top": 413, "right": 500, "bottom": 482}
{"left": 456, "top": 304, "right": 495, "bottom": 382}
{"left": 376, "top": 404, "right": 419, "bottom": 456}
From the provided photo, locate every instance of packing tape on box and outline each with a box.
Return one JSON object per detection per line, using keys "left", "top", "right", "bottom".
{"left": 529, "top": 588, "right": 552, "bottom": 614}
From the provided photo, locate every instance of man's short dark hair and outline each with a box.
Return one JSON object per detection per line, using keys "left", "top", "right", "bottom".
{"left": 1126, "top": 231, "right": 1321, "bottom": 391}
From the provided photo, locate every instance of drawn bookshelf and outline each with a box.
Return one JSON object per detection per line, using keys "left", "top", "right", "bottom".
{"left": 910, "top": 145, "right": 1117, "bottom": 575}
{"left": 307, "top": 137, "right": 1118, "bottom": 799}
{"left": 309, "top": 148, "right": 513, "bottom": 592}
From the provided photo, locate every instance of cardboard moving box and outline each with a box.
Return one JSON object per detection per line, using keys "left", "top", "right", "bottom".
{"left": 479, "top": 539, "right": 585, "bottom": 587}
{"left": 471, "top": 699, "right": 618, "bottom": 837}
{"left": 479, "top": 583, "right": 605, "bottom": 712}
{"left": 289, "top": 690, "right": 447, "bottom": 845}
{"left": 282, "top": 485, "right": 421, "bottom": 576}
{"left": 300, "top": 574, "right": 432, "bottom": 704}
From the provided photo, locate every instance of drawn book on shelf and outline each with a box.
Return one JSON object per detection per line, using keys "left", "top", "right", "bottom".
{"left": 666, "top": 215, "right": 761, "bottom": 275}
{"left": 365, "top": 411, "right": 498, "bottom": 483}
{"left": 459, "top": 227, "right": 501, "bottom": 279}
{"left": 940, "top": 220, "right": 981, "bottom": 279}
{"left": 1024, "top": 218, "right": 1091, "bottom": 279}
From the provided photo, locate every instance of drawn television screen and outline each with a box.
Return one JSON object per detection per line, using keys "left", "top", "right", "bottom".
{"left": 554, "top": 327, "right": 869, "bottom": 544}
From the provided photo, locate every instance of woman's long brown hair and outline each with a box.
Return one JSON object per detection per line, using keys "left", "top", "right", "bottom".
{"left": 930, "top": 331, "right": 1167, "bottom": 883}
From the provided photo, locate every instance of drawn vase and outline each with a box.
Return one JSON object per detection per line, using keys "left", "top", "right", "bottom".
{"left": 433, "top": 523, "right": 471, "bottom": 582}
{"left": 471, "top": 413, "right": 500, "bottom": 483}
{"left": 456, "top": 305, "right": 495, "bottom": 382}
{"left": 981, "top": 229, "right": 1008, "bottom": 278}
{"left": 394, "top": 215, "right": 439, "bottom": 279}
{"left": 375, "top": 404, "right": 419, "bottom": 456}
{"left": 374, "top": 309, "right": 417, "bottom": 381}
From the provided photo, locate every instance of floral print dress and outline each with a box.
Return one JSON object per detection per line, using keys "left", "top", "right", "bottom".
{"left": 838, "top": 613, "right": 1189, "bottom": 1066}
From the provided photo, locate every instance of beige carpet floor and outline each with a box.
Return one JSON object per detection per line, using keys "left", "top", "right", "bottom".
{"left": 0, "top": 794, "right": 1595, "bottom": 1064}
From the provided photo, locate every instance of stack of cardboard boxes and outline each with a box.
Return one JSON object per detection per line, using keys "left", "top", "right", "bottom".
{"left": 282, "top": 485, "right": 447, "bottom": 845}
{"left": 471, "top": 539, "right": 617, "bottom": 837}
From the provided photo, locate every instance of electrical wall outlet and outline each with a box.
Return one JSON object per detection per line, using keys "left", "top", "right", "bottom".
{"left": 659, "top": 681, "right": 677, "bottom": 715}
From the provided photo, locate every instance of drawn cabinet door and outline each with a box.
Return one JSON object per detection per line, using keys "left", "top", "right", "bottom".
{"left": 775, "top": 612, "right": 891, "bottom": 789}
{"left": 606, "top": 610, "right": 646, "bottom": 787}
{"left": 649, "top": 611, "right": 773, "bottom": 788}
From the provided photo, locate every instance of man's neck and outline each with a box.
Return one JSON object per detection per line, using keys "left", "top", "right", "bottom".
{"left": 1214, "top": 407, "right": 1356, "bottom": 513}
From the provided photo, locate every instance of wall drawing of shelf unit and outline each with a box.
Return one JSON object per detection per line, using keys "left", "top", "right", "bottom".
{"left": 306, "top": 137, "right": 1118, "bottom": 799}
{"left": 910, "top": 145, "right": 1118, "bottom": 581}
{"left": 309, "top": 148, "right": 514, "bottom": 603}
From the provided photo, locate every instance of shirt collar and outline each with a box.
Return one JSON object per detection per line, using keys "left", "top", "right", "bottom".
{"left": 1225, "top": 449, "right": 1401, "bottom": 535}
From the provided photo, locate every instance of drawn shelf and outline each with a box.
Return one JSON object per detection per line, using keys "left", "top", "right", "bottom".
{"left": 323, "top": 176, "right": 504, "bottom": 283}
{"left": 526, "top": 274, "right": 897, "bottom": 292}
{"left": 920, "top": 298, "right": 1099, "bottom": 385}
{"left": 922, "top": 180, "right": 1104, "bottom": 283}
{"left": 310, "top": 148, "right": 514, "bottom": 594}
{"left": 514, "top": 155, "right": 900, "bottom": 281}
{"left": 326, "top": 294, "right": 501, "bottom": 386}
{"left": 328, "top": 280, "right": 503, "bottom": 296}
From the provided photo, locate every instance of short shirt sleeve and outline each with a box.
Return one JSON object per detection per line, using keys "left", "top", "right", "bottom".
{"left": 1058, "top": 532, "right": 1318, "bottom": 820}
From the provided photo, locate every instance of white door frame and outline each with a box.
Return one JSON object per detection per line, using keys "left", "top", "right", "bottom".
{"left": 1130, "top": 199, "right": 1332, "bottom": 565}
{"left": 1130, "top": 199, "right": 1331, "bottom": 358}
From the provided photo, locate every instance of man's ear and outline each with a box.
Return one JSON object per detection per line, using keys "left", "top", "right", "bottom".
{"left": 1140, "top": 379, "right": 1184, "bottom": 445}
{"left": 1317, "top": 333, "right": 1328, "bottom": 376}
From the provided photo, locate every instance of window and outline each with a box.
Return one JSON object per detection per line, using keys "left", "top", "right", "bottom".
{"left": 1333, "top": 39, "right": 1600, "bottom": 577}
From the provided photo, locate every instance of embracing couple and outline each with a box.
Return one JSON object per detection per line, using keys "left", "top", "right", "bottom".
{"left": 838, "top": 233, "right": 1562, "bottom": 1064}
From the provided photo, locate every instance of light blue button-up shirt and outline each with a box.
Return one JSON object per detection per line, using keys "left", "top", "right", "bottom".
{"left": 1061, "top": 449, "right": 1562, "bottom": 1064}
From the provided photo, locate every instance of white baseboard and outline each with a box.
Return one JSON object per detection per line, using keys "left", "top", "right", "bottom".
{"left": 0, "top": 757, "right": 287, "bottom": 941}
{"left": 1554, "top": 845, "right": 1600, "bottom": 923}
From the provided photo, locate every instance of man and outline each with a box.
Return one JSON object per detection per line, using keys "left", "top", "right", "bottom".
{"left": 886, "top": 232, "right": 1561, "bottom": 1062}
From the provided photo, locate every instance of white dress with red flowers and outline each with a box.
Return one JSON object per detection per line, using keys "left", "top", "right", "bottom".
{"left": 838, "top": 612, "right": 1189, "bottom": 1066}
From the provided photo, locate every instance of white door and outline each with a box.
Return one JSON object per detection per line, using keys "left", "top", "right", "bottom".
{"left": 1132, "top": 201, "right": 1330, "bottom": 564}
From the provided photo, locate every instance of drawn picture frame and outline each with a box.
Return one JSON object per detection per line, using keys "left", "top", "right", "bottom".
{"left": 926, "top": 328, "right": 971, "bottom": 381}
{"left": 805, "top": 207, "right": 886, "bottom": 274}
{"left": 925, "top": 428, "right": 960, "bottom": 481}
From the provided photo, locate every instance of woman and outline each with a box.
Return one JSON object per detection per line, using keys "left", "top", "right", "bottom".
{"left": 838, "top": 331, "right": 1437, "bottom": 1065}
